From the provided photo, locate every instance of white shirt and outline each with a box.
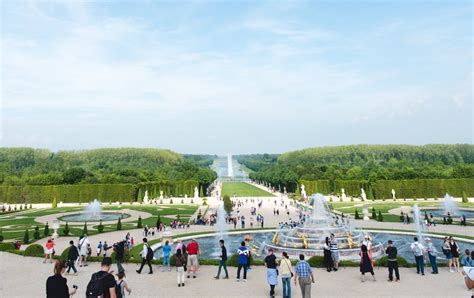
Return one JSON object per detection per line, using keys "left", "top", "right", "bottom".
{"left": 79, "top": 238, "right": 90, "bottom": 255}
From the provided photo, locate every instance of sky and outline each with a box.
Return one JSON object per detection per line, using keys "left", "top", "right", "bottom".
{"left": 0, "top": 0, "right": 472, "bottom": 155}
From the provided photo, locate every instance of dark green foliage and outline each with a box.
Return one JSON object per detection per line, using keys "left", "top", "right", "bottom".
{"left": 51, "top": 197, "right": 57, "bottom": 208}
{"left": 24, "top": 244, "right": 44, "bottom": 256}
{"left": 156, "top": 215, "right": 161, "bottom": 229}
{"left": 377, "top": 211, "right": 384, "bottom": 222}
{"left": 400, "top": 212, "right": 404, "bottom": 222}
{"left": 462, "top": 191, "right": 468, "bottom": 203}
{"left": 63, "top": 222, "right": 70, "bottom": 236}
{"left": 354, "top": 209, "right": 360, "bottom": 219}
{"left": 117, "top": 218, "right": 122, "bottom": 230}
{"left": 0, "top": 242, "right": 15, "bottom": 251}
{"left": 44, "top": 222, "right": 49, "bottom": 236}
{"left": 23, "top": 229, "right": 29, "bottom": 244}
{"left": 223, "top": 195, "right": 233, "bottom": 214}
{"left": 377, "top": 256, "right": 409, "bottom": 267}
{"left": 33, "top": 226, "right": 40, "bottom": 240}
{"left": 169, "top": 198, "right": 174, "bottom": 204}
{"left": 60, "top": 247, "right": 70, "bottom": 261}
{"left": 82, "top": 222, "right": 88, "bottom": 235}
{"left": 97, "top": 220, "right": 104, "bottom": 233}
{"left": 372, "top": 208, "right": 377, "bottom": 219}
{"left": 0, "top": 230, "right": 3, "bottom": 242}
{"left": 137, "top": 216, "right": 143, "bottom": 229}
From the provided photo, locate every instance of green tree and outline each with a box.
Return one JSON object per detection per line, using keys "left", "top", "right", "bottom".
{"left": 33, "top": 226, "right": 40, "bottom": 239}
{"left": 44, "top": 222, "right": 49, "bottom": 236}
{"left": 117, "top": 218, "right": 122, "bottom": 230}
{"left": 156, "top": 215, "right": 161, "bottom": 229}
{"left": 97, "top": 220, "right": 104, "bottom": 233}
{"left": 82, "top": 222, "right": 88, "bottom": 235}
{"left": 223, "top": 195, "right": 233, "bottom": 214}
{"left": 377, "top": 211, "right": 384, "bottom": 222}
{"left": 371, "top": 208, "right": 377, "bottom": 219}
{"left": 63, "top": 222, "right": 70, "bottom": 236}
{"left": 137, "top": 216, "right": 143, "bottom": 228}
{"left": 23, "top": 229, "right": 29, "bottom": 244}
{"left": 354, "top": 209, "right": 360, "bottom": 220}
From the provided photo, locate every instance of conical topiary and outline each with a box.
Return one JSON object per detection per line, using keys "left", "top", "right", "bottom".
{"left": 137, "top": 216, "right": 143, "bottom": 229}
{"left": 82, "top": 222, "right": 88, "bottom": 235}
{"left": 44, "top": 222, "right": 49, "bottom": 236}
{"left": 33, "top": 226, "right": 40, "bottom": 239}
{"left": 117, "top": 218, "right": 122, "bottom": 230}
{"left": 23, "top": 229, "right": 29, "bottom": 244}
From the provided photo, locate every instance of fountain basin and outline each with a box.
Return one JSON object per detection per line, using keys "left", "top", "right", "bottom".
{"left": 58, "top": 212, "right": 130, "bottom": 222}
{"left": 422, "top": 208, "right": 474, "bottom": 219}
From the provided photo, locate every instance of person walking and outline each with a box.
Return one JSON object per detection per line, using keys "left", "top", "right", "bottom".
{"left": 46, "top": 260, "right": 77, "bottom": 298}
{"left": 425, "top": 238, "right": 439, "bottom": 274}
{"left": 97, "top": 241, "right": 103, "bottom": 257}
{"left": 214, "top": 239, "right": 229, "bottom": 279}
{"left": 385, "top": 240, "right": 400, "bottom": 282}
{"left": 323, "top": 237, "right": 333, "bottom": 272}
{"left": 186, "top": 239, "right": 200, "bottom": 278}
{"left": 279, "top": 252, "right": 293, "bottom": 298}
{"left": 410, "top": 237, "right": 425, "bottom": 275}
{"left": 175, "top": 248, "right": 187, "bottom": 287}
{"left": 79, "top": 235, "right": 90, "bottom": 267}
{"left": 264, "top": 249, "right": 278, "bottom": 297}
{"left": 329, "top": 234, "right": 339, "bottom": 271}
{"left": 66, "top": 240, "right": 79, "bottom": 275}
{"left": 449, "top": 236, "right": 460, "bottom": 272}
{"left": 443, "top": 237, "right": 454, "bottom": 272}
{"left": 115, "top": 272, "right": 132, "bottom": 297}
{"left": 294, "top": 254, "right": 314, "bottom": 298}
{"left": 86, "top": 257, "right": 116, "bottom": 298}
{"left": 114, "top": 240, "right": 126, "bottom": 273}
{"left": 136, "top": 238, "right": 153, "bottom": 274}
{"left": 162, "top": 240, "right": 172, "bottom": 272}
{"left": 43, "top": 238, "right": 55, "bottom": 264}
{"left": 360, "top": 245, "right": 376, "bottom": 282}
{"left": 236, "top": 241, "right": 249, "bottom": 282}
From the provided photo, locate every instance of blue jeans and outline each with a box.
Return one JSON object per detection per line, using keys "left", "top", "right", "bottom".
{"left": 428, "top": 254, "right": 438, "bottom": 273}
{"left": 163, "top": 255, "right": 170, "bottom": 270}
{"left": 217, "top": 260, "right": 228, "bottom": 278}
{"left": 282, "top": 277, "right": 291, "bottom": 298}
{"left": 415, "top": 255, "right": 424, "bottom": 274}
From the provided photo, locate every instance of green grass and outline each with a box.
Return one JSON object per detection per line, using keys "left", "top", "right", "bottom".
{"left": 221, "top": 182, "right": 274, "bottom": 197}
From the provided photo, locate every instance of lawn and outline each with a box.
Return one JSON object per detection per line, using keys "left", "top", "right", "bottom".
{"left": 221, "top": 182, "right": 274, "bottom": 197}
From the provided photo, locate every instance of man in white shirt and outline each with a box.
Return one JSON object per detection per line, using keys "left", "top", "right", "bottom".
{"left": 410, "top": 237, "right": 425, "bottom": 275}
{"left": 136, "top": 238, "right": 153, "bottom": 274}
{"left": 79, "top": 235, "right": 90, "bottom": 267}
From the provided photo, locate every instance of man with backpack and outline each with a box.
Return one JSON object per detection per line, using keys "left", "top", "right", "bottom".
{"left": 410, "top": 237, "right": 426, "bottom": 275}
{"left": 136, "top": 238, "right": 153, "bottom": 274}
{"left": 86, "top": 257, "right": 116, "bottom": 298}
{"left": 114, "top": 240, "right": 126, "bottom": 273}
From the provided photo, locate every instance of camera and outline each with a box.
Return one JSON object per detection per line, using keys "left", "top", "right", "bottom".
{"left": 73, "top": 285, "right": 78, "bottom": 289}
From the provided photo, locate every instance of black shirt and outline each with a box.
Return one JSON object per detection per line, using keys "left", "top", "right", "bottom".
{"left": 385, "top": 246, "right": 398, "bottom": 260}
{"left": 115, "top": 241, "right": 125, "bottom": 261}
{"left": 68, "top": 245, "right": 79, "bottom": 261}
{"left": 221, "top": 245, "right": 228, "bottom": 261}
{"left": 46, "top": 274, "right": 69, "bottom": 298}
{"left": 95, "top": 271, "right": 116, "bottom": 298}
{"left": 264, "top": 254, "right": 277, "bottom": 269}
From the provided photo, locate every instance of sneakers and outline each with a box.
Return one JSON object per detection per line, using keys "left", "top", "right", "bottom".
{"left": 242, "top": 279, "right": 247, "bottom": 282}
{"left": 136, "top": 270, "right": 141, "bottom": 274}
{"left": 182, "top": 283, "right": 185, "bottom": 287}
{"left": 178, "top": 284, "right": 181, "bottom": 287}
{"left": 223, "top": 276, "right": 229, "bottom": 279}
{"left": 214, "top": 276, "right": 219, "bottom": 279}
{"left": 236, "top": 278, "right": 240, "bottom": 282}
{"left": 449, "top": 269, "right": 454, "bottom": 273}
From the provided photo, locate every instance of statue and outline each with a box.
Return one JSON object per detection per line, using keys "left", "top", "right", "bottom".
{"left": 159, "top": 191, "right": 164, "bottom": 200}
{"left": 341, "top": 188, "right": 346, "bottom": 200}
{"left": 361, "top": 188, "right": 367, "bottom": 201}
{"left": 194, "top": 187, "right": 199, "bottom": 199}
{"left": 301, "top": 184, "right": 307, "bottom": 199}
{"left": 143, "top": 190, "right": 149, "bottom": 204}
{"left": 391, "top": 189, "right": 396, "bottom": 200}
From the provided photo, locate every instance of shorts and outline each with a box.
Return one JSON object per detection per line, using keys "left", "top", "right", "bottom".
{"left": 446, "top": 251, "right": 453, "bottom": 259}
{"left": 188, "top": 254, "right": 199, "bottom": 267}
{"left": 331, "top": 251, "right": 339, "bottom": 262}
{"left": 45, "top": 248, "right": 53, "bottom": 254}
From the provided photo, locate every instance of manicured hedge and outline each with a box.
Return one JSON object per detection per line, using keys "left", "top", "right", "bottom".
{"left": 0, "top": 242, "right": 15, "bottom": 251}
{"left": 24, "top": 244, "right": 44, "bottom": 257}
{"left": 299, "top": 178, "right": 474, "bottom": 199}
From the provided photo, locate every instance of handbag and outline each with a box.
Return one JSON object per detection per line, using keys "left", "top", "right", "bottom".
{"left": 284, "top": 259, "right": 294, "bottom": 278}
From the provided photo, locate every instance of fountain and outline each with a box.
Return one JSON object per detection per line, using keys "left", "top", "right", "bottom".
{"left": 442, "top": 193, "right": 459, "bottom": 216}
{"left": 259, "top": 194, "right": 383, "bottom": 260}
{"left": 412, "top": 204, "right": 425, "bottom": 244}
{"left": 361, "top": 188, "right": 367, "bottom": 201}
{"left": 59, "top": 199, "right": 130, "bottom": 222}
{"left": 227, "top": 152, "right": 233, "bottom": 177}
{"left": 216, "top": 204, "right": 228, "bottom": 241}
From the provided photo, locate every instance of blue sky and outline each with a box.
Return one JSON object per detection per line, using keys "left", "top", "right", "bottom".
{"left": 1, "top": 0, "right": 472, "bottom": 154}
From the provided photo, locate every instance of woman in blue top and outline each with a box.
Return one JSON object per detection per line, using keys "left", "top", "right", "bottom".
{"left": 162, "top": 240, "right": 172, "bottom": 272}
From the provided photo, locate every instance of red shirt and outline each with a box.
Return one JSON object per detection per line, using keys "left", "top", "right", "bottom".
{"left": 186, "top": 241, "right": 199, "bottom": 255}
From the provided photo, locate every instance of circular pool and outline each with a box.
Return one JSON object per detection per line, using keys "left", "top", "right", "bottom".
{"left": 423, "top": 209, "right": 474, "bottom": 218}
{"left": 154, "top": 231, "right": 473, "bottom": 262}
{"left": 59, "top": 212, "right": 130, "bottom": 222}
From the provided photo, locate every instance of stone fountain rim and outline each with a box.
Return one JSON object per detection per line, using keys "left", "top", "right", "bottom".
{"left": 34, "top": 208, "right": 153, "bottom": 225}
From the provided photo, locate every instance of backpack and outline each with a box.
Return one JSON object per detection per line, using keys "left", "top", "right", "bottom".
{"left": 146, "top": 244, "right": 153, "bottom": 261}
{"left": 115, "top": 280, "right": 124, "bottom": 298}
{"left": 86, "top": 271, "right": 107, "bottom": 298}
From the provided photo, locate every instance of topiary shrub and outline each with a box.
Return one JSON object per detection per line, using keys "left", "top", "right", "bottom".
{"left": 29, "top": 204, "right": 33, "bottom": 209}
{"left": 202, "top": 198, "right": 207, "bottom": 206}
{"left": 462, "top": 191, "right": 468, "bottom": 203}
{"left": 60, "top": 247, "right": 71, "bottom": 261}
{"left": 169, "top": 199, "right": 174, "bottom": 204}
{"left": 307, "top": 256, "right": 325, "bottom": 267}
{"left": 24, "top": 244, "right": 44, "bottom": 257}
{"left": 137, "top": 216, "right": 143, "bottom": 229}
{"left": 44, "top": 222, "right": 49, "bottom": 236}
{"left": 117, "top": 218, "right": 122, "bottom": 230}
{"left": 0, "top": 229, "right": 3, "bottom": 242}
{"left": 52, "top": 197, "right": 57, "bottom": 208}
{"left": 23, "top": 229, "right": 30, "bottom": 244}
{"left": 190, "top": 199, "right": 194, "bottom": 204}
{"left": 63, "top": 222, "right": 70, "bottom": 236}
{"left": 97, "top": 220, "right": 104, "bottom": 233}
{"left": 82, "top": 222, "right": 88, "bottom": 235}
{"left": 354, "top": 209, "right": 360, "bottom": 220}
{"left": 227, "top": 253, "right": 259, "bottom": 267}
{"left": 371, "top": 208, "right": 376, "bottom": 219}
{"left": 377, "top": 211, "right": 384, "bottom": 222}
{"left": 181, "top": 199, "right": 184, "bottom": 204}
{"left": 377, "top": 256, "right": 410, "bottom": 267}
{"left": 156, "top": 215, "right": 161, "bottom": 229}
{"left": 20, "top": 205, "right": 23, "bottom": 210}
{"left": 400, "top": 212, "right": 404, "bottom": 222}
{"left": 33, "top": 226, "right": 40, "bottom": 240}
